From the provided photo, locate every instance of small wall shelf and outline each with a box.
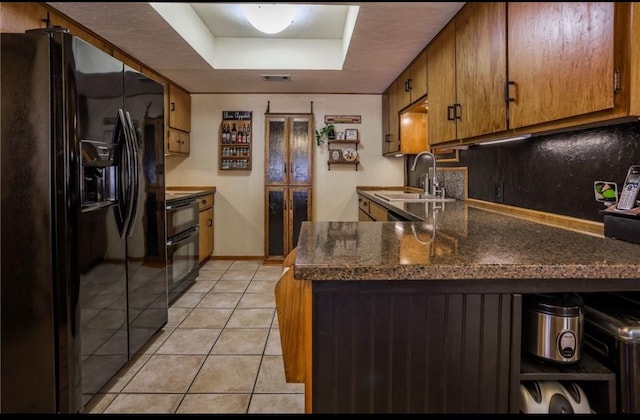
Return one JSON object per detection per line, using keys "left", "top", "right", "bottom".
{"left": 327, "top": 139, "right": 360, "bottom": 171}
{"left": 219, "top": 111, "right": 252, "bottom": 171}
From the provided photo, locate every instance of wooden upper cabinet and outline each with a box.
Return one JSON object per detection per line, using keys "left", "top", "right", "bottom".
{"left": 455, "top": 2, "right": 507, "bottom": 140}
{"left": 397, "top": 66, "right": 413, "bottom": 111}
{"left": 397, "top": 50, "right": 428, "bottom": 112}
{"left": 400, "top": 106, "right": 428, "bottom": 154}
{"left": 410, "top": 50, "right": 428, "bottom": 103}
{"left": 427, "top": 22, "right": 457, "bottom": 145}
{"left": 385, "top": 79, "right": 401, "bottom": 155}
{"left": 427, "top": 2, "right": 507, "bottom": 146}
{"left": 507, "top": 2, "right": 615, "bottom": 129}
{"left": 168, "top": 83, "right": 191, "bottom": 132}
{"left": 167, "top": 128, "right": 190, "bottom": 154}
{"left": 405, "top": 2, "right": 637, "bottom": 148}
{"left": 381, "top": 88, "right": 397, "bottom": 155}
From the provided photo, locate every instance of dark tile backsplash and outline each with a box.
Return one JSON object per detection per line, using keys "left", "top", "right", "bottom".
{"left": 407, "top": 121, "right": 640, "bottom": 222}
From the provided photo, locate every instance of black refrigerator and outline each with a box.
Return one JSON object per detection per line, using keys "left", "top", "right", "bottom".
{"left": 1, "top": 28, "right": 168, "bottom": 413}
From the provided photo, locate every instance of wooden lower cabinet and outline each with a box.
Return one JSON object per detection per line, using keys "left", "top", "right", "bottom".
{"left": 198, "top": 194, "right": 214, "bottom": 263}
{"left": 357, "top": 193, "right": 392, "bottom": 221}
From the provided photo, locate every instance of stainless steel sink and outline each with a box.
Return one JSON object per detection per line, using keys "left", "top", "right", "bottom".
{"left": 374, "top": 192, "right": 456, "bottom": 202}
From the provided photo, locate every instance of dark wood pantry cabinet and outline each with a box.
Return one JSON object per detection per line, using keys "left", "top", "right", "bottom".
{"left": 264, "top": 114, "right": 314, "bottom": 260}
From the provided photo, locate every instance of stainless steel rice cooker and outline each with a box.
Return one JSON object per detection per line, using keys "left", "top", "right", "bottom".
{"left": 523, "top": 293, "right": 584, "bottom": 363}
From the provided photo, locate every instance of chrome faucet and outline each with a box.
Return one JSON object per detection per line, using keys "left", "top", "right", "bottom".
{"left": 410, "top": 151, "right": 442, "bottom": 197}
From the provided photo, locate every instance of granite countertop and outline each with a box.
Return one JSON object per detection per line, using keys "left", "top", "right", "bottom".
{"left": 165, "top": 186, "right": 216, "bottom": 203}
{"left": 294, "top": 192, "right": 640, "bottom": 293}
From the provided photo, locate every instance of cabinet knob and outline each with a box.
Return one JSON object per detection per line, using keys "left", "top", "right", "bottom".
{"left": 170, "top": 102, "right": 176, "bottom": 111}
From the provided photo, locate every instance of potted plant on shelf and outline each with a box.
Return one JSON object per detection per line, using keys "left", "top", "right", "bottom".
{"left": 315, "top": 123, "right": 335, "bottom": 146}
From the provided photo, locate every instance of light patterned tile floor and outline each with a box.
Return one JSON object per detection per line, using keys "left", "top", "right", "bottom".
{"left": 83, "top": 260, "right": 305, "bottom": 414}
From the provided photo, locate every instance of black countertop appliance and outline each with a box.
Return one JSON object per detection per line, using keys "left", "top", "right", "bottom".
{"left": 1, "top": 28, "right": 167, "bottom": 413}
{"left": 583, "top": 292, "right": 640, "bottom": 413}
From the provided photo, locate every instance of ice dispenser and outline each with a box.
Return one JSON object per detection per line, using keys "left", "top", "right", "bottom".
{"left": 80, "top": 139, "right": 119, "bottom": 209}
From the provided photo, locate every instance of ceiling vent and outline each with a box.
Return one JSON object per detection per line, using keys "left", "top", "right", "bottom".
{"left": 262, "top": 74, "right": 291, "bottom": 82}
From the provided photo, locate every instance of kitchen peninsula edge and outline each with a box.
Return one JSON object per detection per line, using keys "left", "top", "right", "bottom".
{"left": 288, "top": 190, "right": 640, "bottom": 413}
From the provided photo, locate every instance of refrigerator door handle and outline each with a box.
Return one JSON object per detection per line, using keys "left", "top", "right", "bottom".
{"left": 124, "top": 111, "right": 140, "bottom": 238}
{"left": 113, "top": 110, "right": 130, "bottom": 237}
{"left": 117, "top": 108, "right": 135, "bottom": 239}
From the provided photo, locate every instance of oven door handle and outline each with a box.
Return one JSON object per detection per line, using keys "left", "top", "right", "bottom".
{"left": 167, "top": 226, "right": 200, "bottom": 246}
{"left": 166, "top": 199, "right": 197, "bottom": 210}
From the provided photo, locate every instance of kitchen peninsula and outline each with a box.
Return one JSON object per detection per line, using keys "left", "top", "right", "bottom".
{"left": 288, "top": 190, "right": 640, "bottom": 413}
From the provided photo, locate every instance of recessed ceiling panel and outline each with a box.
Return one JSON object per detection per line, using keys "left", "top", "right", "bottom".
{"left": 153, "top": 3, "right": 357, "bottom": 71}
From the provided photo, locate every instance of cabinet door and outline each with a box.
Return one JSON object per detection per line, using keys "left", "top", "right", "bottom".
{"left": 410, "top": 49, "right": 428, "bottom": 103}
{"left": 266, "top": 186, "right": 288, "bottom": 258}
{"left": 198, "top": 207, "right": 213, "bottom": 263}
{"left": 289, "top": 116, "right": 313, "bottom": 185}
{"left": 265, "top": 116, "right": 288, "bottom": 185}
{"left": 397, "top": 66, "right": 413, "bottom": 111}
{"left": 427, "top": 2, "right": 507, "bottom": 145}
{"left": 397, "top": 51, "right": 427, "bottom": 111}
{"left": 427, "top": 22, "right": 457, "bottom": 145}
{"left": 387, "top": 81, "right": 401, "bottom": 154}
{"left": 400, "top": 110, "right": 428, "bottom": 154}
{"left": 168, "top": 84, "right": 191, "bottom": 132}
{"left": 289, "top": 187, "right": 312, "bottom": 250}
{"left": 381, "top": 89, "right": 391, "bottom": 155}
{"left": 265, "top": 186, "right": 311, "bottom": 259}
{"left": 455, "top": 1, "right": 507, "bottom": 140}
{"left": 167, "top": 128, "right": 189, "bottom": 154}
{"left": 265, "top": 114, "right": 313, "bottom": 185}
{"left": 507, "top": 2, "right": 615, "bottom": 129}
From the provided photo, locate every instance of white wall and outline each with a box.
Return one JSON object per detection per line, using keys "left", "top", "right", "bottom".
{"left": 166, "top": 94, "right": 405, "bottom": 257}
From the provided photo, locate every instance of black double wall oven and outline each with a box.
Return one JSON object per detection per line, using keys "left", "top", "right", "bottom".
{"left": 166, "top": 194, "right": 200, "bottom": 302}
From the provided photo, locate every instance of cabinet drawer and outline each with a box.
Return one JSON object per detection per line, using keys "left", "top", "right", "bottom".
{"left": 198, "top": 194, "right": 214, "bottom": 211}
{"left": 369, "top": 201, "right": 388, "bottom": 221}
{"left": 358, "top": 196, "right": 370, "bottom": 213}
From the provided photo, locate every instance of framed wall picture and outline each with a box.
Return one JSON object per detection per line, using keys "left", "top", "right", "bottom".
{"left": 345, "top": 128, "right": 358, "bottom": 141}
{"left": 336, "top": 131, "right": 345, "bottom": 140}
{"left": 329, "top": 149, "right": 343, "bottom": 161}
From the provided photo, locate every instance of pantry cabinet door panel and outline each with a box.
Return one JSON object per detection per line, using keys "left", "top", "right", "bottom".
{"left": 266, "top": 187, "right": 287, "bottom": 258}
{"left": 265, "top": 117, "right": 288, "bottom": 185}
{"left": 507, "top": 2, "right": 615, "bottom": 129}
{"left": 290, "top": 187, "right": 312, "bottom": 250}
{"left": 289, "top": 117, "right": 313, "bottom": 185}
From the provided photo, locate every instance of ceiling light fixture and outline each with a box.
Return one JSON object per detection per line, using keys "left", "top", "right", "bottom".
{"left": 243, "top": 4, "right": 296, "bottom": 34}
